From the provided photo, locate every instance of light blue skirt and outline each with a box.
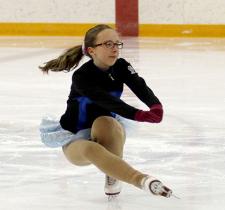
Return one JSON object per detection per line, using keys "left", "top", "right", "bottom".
{"left": 39, "top": 116, "right": 91, "bottom": 148}
{"left": 39, "top": 115, "right": 131, "bottom": 148}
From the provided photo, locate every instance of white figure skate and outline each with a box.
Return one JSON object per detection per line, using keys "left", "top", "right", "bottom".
{"left": 104, "top": 175, "right": 122, "bottom": 197}
{"left": 141, "top": 176, "right": 172, "bottom": 198}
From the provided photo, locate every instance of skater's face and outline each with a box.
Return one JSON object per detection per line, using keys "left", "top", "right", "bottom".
{"left": 88, "top": 29, "right": 123, "bottom": 70}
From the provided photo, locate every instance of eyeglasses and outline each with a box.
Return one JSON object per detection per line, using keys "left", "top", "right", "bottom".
{"left": 94, "top": 41, "right": 123, "bottom": 49}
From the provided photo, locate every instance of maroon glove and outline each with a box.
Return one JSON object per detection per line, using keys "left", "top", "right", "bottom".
{"left": 134, "top": 104, "right": 163, "bottom": 123}
{"left": 150, "top": 104, "right": 163, "bottom": 119}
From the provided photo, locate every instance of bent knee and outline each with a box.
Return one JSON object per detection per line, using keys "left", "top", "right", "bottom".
{"left": 92, "top": 116, "right": 124, "bottom": 135}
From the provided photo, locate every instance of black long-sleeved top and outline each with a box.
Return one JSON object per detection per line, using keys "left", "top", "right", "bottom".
{"left": 60, "top": 58, "right": 161, "bottom": 133}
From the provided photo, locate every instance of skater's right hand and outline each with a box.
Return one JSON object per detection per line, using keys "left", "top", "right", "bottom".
{"left": 134, "top": 103, "right": 163, "bottom": 123}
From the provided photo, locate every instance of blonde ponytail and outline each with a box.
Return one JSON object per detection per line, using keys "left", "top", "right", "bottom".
{"left": 39, "top": 45, "right": 83, "bottom": 73}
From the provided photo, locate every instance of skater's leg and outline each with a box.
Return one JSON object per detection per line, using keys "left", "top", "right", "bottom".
{"left": 62, "top": 139, "right": 92, "bottom": 166}
{"left": 91, "top": 116, "right": 126, "bottom": 195}
{"left": 91, "top": 116, "right": 125, "bottom": 157}
{"left": 63, "top": 139, "right": 146, "bottom": 188}
{"left": 62, "top": 116, "right": 173, "bottom": 197}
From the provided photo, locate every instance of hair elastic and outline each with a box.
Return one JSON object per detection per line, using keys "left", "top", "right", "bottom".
{"left": 82, "top": 42, "right": 87, "bottom": 56}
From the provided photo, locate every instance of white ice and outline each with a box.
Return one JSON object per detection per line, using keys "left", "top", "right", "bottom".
{"left": 0, "top": 37, "right": 225, "bottom": 210}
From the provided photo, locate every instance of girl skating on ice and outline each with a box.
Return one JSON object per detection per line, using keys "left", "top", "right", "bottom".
{"left": 39, "top": 24, "right": 172, "bottom": 198}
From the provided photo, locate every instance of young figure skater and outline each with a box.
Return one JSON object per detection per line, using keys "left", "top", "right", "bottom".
{"left": 39, "top": 24, "right": 172, "bottom": 198}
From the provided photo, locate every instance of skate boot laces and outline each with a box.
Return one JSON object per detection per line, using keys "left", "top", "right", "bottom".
{"left": 107, "top": 176, "right": 116, "bottom": 185}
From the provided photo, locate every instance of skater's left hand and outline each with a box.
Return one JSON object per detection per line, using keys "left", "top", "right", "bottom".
{"left": 149, "top": 104, "right": 163, "bottom": 120}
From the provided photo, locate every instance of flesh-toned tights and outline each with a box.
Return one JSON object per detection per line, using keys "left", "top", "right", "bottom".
{"left": 63, "top": 116, "right": 147, "bottom": 188}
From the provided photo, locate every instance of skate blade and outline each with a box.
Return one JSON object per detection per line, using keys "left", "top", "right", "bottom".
{"left": 171, "top": 194, "right": 181, "bottom": 199}
{"left": 161, "top": 188, "right": 181, "bottom": 199}
{"left": 107, "top": 194, "right": 119, "bottom": 201}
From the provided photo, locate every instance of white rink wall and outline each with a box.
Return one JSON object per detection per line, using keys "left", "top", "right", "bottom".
{"left": 140, "top": 0, "right": 225, "bottom": 24}
{"left": 0, "top": 0, "right": 225, "bottom": 24}
{"left": 0, "top": 0, "right": 115, "bottom": 23}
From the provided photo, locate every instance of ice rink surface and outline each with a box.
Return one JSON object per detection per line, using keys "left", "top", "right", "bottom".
{"left": 0, "top": 37, "right": 225, "bottom": 210}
